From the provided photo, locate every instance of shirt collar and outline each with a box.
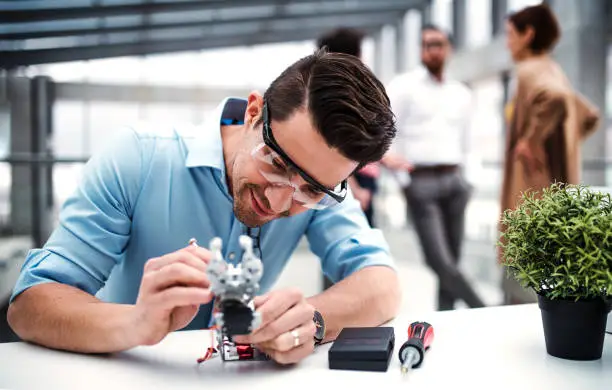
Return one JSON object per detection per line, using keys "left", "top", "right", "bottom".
{"left": 184, "top": 97, "right": 247, "bottom": 170}
{"left": 418, "top": 65, "right": 448, "bottom": 84}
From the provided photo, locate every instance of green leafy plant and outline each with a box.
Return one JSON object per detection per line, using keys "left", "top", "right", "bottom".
{"left": 498, "top": 183, "right": 612, "bottom": 301}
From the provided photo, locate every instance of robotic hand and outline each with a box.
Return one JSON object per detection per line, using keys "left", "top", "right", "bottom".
{"left": 207, "top": 235, "right": 264, "bottom": 338}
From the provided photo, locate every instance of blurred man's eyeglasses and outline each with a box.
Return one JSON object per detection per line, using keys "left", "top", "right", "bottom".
{"left": 422, "top": 40, "right": 446, "bottom": 50}
{"left": 249, "top": 102, "right": 348, "bottom": 210}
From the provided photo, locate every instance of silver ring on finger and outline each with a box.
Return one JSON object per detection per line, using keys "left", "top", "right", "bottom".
{"left": 290, "top": 329, "right": 300, "bottom": 347}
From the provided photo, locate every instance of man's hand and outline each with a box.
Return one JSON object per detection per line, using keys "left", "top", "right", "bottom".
{"left": 381, "top": 153, "right": 413, "bottom": 172}
{"left": 131, "top": 244, "right": 214, "bottom": 346}
{"left": 233, "top": 288, "right": 316, "bottom": 365}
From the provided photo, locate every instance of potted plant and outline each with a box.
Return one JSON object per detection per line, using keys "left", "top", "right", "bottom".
{"left": 498, "top": 183, "right": 612, "bottom": 361}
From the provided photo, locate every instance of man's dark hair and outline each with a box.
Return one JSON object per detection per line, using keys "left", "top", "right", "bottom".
{"left": 420, "top": 23, "right": 454, "bottom": 46}
{"left": 316, "top": 27, "right": 364, "bottom": 58}
{"left": 262, "top": 49, "right": 396, "bottom": 165}
{"left": 508, "top": 3, "right": 560, "bottom": 53}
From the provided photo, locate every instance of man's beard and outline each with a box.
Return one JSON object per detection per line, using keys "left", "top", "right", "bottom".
{"left": 423, "top": 61, "right": 443, "bottom": 77}
{"left": 234, "top": 183, "right": 266, "bottom": 228}
{"left": 233, "top": 183, "right": 290, "bottom": 228}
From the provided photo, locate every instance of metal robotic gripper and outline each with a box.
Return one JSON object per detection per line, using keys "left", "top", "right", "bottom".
{"left": 206, "top": 235, "right": 264, "bottom": 337}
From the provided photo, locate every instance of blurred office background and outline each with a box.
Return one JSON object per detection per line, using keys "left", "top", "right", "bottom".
{"left": 0, "top": 0, "right": 610, "bottom": 342}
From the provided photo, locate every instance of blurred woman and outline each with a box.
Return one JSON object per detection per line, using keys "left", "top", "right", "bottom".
{"left": 499, "top": 3, "right": 600, "bottom": 304}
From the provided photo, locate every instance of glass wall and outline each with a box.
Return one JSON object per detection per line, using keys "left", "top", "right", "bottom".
{"left": 0, "top": 105, "right": 9, "bottom": 227}
{"left": 4, "top": 0, "right": 609, "bottom": 298}
{"left": 30, "top": 41, "right": 319, "bottom": 210}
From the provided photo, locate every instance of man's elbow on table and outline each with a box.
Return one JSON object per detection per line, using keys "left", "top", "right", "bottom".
{"left": 7, "top": 284, "right": 74, "bottom": 344}
{"left": 7, "top": 298, "right": 20, "bottom": 335}
{"left": 7, "top": 287, "right": 41, "bottom": 343}
{"left": 7, "top": 283, "right": 136, "bottom": 353}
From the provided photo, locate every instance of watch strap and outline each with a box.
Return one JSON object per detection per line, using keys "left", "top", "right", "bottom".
{"left": 313, "top": 310, "right": 325, "bottom": 345}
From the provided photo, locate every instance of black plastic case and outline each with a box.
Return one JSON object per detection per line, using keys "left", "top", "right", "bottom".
{"left": 328, "top": 327, "right": 395, "bottom": 372}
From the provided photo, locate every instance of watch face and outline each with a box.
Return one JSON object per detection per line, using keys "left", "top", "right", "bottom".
{"left": 313, "top": 310, "right": 325, "bottom": 342}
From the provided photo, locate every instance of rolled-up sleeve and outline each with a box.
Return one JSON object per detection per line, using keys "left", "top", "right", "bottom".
{"left": 305, "top": 195, "right": 396, "bottom": 283}
{"left": 10, "top": 127, "right": 148, "bottom": 303}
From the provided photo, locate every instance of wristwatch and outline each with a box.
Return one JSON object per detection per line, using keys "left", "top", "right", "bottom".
{"left": 313, "top": 310, "right": 325, "bottom": 345}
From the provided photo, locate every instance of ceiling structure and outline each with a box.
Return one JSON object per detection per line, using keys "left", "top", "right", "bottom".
{"left": 0, "top": 0, "right": 429, "bottom": 69}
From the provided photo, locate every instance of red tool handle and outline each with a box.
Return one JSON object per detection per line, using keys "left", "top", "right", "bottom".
{"left": 408, "top": 321, "right": 434, "bottom": 350}
{"left": 399, "top": 321, "right": 434, "bottom": 371}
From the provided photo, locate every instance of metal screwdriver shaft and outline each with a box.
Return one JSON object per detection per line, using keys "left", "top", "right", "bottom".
{"left": 400, "top": 348, "right": 419, "bottom": 373}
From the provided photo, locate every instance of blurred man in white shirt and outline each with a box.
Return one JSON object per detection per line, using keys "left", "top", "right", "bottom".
{"left": 386, "top": 24, "right": 485, "bottom": 311}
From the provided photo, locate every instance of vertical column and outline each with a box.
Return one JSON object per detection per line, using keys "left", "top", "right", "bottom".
{"left": 0, "top": 74, "right": 8, "bottom": 157}
{"left": 372, "top": 28, "right": 384, "bottom": 79}
{"left": 8, "top": 75, "right": 54, "bottom": 246}
{"left": 30, "top": 76, "right": 54, "bottom": 248}
{"left": 405, "top": 9, "right": 423, "bottom": 71}
{"left": 452, "top": 0, "right": 467, "bottom": 49}
{"left": 385, "top": 25, "right": 397, "bottom": 83}
{"left": 395, "top": 13, "right": 407, "bottom": 74}
{"left": 8, "top": 76, "right": 33, "bottom": 237}
{"left": 421, "top": 0, "right": 433, "bottom": 25}
{"left": 0, "top": 72, "right": 6, "bottom": 102}
{"left": 550, "top": 0, "right": 607, "bottom": 185}
{"left": 491, "top": 0, "right": 508, "bottom": 37}
{"left": 374, "top": 25, "right": 397, "bottom": 84}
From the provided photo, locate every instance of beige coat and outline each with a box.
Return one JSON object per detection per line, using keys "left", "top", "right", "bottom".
{"left": 501, "top": 55, "right": 600, "bottom": 217}
{"left": 499, "top": 56, "right": 601, "bottom": 303}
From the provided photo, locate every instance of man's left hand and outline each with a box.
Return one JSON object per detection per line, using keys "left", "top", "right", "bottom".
{"left": 232, "top": 288, "right": 316, "bottom": 365}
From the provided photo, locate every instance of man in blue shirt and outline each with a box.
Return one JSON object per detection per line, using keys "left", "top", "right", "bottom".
{"left": 8, "top": 50, "right": 400, "bottom": 365}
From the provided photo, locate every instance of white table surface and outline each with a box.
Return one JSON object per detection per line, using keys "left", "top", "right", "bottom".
{"left": 1, "top": 303, "right": 610, "bottom": 390}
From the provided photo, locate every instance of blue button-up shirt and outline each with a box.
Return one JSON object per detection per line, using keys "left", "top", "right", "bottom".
{"left": 10, "top": 98, "right": 395, "bottom": 330}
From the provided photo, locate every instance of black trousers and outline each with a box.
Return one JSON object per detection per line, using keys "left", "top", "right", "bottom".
{"left": 403, "top": 167, "right": 485, "bottom": 310}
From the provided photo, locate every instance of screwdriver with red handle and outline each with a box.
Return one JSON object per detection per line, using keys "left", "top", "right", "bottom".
{"left": 398, "top": 321, "right": 434, "bottom": 374}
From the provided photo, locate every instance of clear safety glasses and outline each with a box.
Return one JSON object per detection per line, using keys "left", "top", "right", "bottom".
{"left": 250, "top": 143, "right": 347, "bottom": 210}
{"left": 250, "top": 102, "right": 348, "bottom": 210}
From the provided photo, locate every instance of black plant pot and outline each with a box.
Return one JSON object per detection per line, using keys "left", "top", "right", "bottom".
{"left": 537, "top": 294, "right": 611, "bottom": 360}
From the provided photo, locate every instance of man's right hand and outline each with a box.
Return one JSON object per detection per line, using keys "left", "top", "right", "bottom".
{"left": 131, "top": 244, "right": 214, "bottom": 346}
{"left": 381, "top": 153, "right": 413, "bottom": 172}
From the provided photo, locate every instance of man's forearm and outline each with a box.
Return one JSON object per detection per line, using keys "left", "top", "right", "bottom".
{"left": 8, "top": 283, "right": 139, "bottom": 353}
{"left": 307, "top": 266, "right": 401, "bottom": 343}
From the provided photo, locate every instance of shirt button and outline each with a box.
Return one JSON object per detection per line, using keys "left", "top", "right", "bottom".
{"left": 228, "top": 252, "right": 235, "bottom": 260}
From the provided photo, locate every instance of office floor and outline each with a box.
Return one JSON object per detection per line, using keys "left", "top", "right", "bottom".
{"left": 0, "top": 226, "right": 503, "bottom": 344}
